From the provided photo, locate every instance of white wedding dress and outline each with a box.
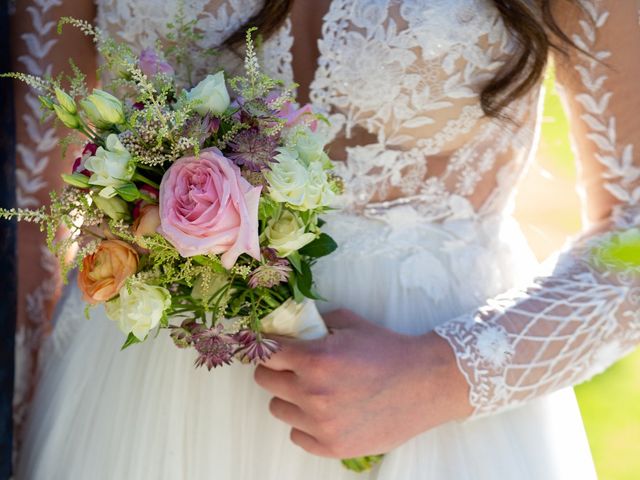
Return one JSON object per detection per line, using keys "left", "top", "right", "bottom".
{"left": 16, "top": 1, "right": 640, "bottom": 479}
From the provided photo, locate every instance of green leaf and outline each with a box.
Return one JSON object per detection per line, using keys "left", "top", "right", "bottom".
{"left": 341, "top": 455, "right": 384, "bottom": 473}
{"left": 115, "top": 183, "right": 141, "bottom": 202}
{"left": 121, "top": 332, "right": 143, "bottom": 350}
{"left": 296, "top": 261, "right": 324, "bottom": 300}
{"left": 287, "top": 251, "right": 302, "bottom": 273}
{"left": 299, "top": 233, "right": 338, "bottom": 259}
{"left": 61, "top": 173, "right": 90, "bottom": 189}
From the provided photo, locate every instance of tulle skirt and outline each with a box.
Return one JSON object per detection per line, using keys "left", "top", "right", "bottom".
{"left": 16, "top": 208, "right": 597, "bottom": 479}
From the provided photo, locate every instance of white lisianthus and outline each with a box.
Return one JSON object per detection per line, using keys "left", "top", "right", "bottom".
{"left": 265, "top": 209, "right": 316, "bottom": 257}
{"left": 105, "top": 283, "right": 171, "bottom": 341}
{"left": 265, "top": 149, "right": 335, "bottom": 211}
{"left": 81, "top": 89, "right": 125, "bottom": 128}
{"left": 53, "top": 104, "right": 80, "bottom": 129}
{"left": 187, "top": 72, "right": 230, "bottom": 116}
{"left": 85, "top": 134, "right": 135, "bottom": 198}
{"left": 54, "top": 87, "right": 77, "bottom": 114}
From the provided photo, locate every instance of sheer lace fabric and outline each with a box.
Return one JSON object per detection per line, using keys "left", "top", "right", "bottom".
{"left": 435, "top": 0, "right": 640, "bottom": 415}
{"left": 9, "top": 0, "right": 96, "bottom": 455}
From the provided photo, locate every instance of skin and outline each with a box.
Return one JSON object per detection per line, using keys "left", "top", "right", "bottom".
{"left": 255, "top": 310, "right": 473, "bottom": 458}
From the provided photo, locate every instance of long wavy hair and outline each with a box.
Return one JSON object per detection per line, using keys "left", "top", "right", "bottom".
{"left": 224, "top": 0, "right": 578, "bottom": 118}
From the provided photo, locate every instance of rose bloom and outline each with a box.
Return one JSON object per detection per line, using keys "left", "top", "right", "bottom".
{"left": 105, "top": 283, "right": 171, "bottom": 341}
{"left": 78, "top": 240, "right": 139, "bottom": 304}
{"left": 133, "top": 205, "right": 161, "bottom": 242}
{"left": 159, "top": 149, "right": 261, "bottom": 269}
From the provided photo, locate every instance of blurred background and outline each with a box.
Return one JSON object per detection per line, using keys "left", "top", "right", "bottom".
{"left": 515, "top": 72, "right": 640, "bottom": 480}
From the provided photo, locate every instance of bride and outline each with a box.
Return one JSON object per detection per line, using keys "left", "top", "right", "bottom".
{"left": 12, "top": 0, "right": 640, "bottom": 478}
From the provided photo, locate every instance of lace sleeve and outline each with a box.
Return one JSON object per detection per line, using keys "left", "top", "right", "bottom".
{"left": 434, "top": 0, "right": 640, "bottom": 416}
{"left": 9, "top": 0, "right": 96, "bottom": 446}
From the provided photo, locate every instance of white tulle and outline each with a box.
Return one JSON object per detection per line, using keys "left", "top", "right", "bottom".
{"left": 16, "top": 212, "right": 596, "bottom": 479}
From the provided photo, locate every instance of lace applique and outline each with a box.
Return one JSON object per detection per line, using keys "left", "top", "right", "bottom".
{"left": 309, "top": 0, "right": 539, "bottom": 220}
{"left": 11, "top": 0, "right": 65, "bottom": 459}
{"left": 570, "top": 1, "right": 640, "bottom": 204}
{"left": 15, "top": 0, "right": 61, "bottom": 208}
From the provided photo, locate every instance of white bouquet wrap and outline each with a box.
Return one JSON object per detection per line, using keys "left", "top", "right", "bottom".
{"left": 260, "top": 298, "right": 328, "bottom": 340}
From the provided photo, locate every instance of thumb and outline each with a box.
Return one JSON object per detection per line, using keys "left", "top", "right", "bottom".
{"left": 322, "top": 308, "right": 370, "bottom": 331}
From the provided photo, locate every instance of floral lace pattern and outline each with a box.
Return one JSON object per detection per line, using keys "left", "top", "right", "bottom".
{"left": 10, "top": 0, "right": 65, "bottom": 462}
{"left": 309, "top": 0, "right": 541, "bottom": 220}
{"left": 435, "top": 0, "right": 640, "bottom": 415}
{"left": 97, "top": 0, "right": 542, "bottom": 222}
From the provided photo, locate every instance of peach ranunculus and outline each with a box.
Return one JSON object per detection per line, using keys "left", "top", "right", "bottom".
{"left": 133, "top": 204, "right": 161, "bottom": 243}
{"left": 78, "top": 240, "right": 139, "bottom": 304}
{"left": 159, "top": 149, "right": 262, "bottom": 269}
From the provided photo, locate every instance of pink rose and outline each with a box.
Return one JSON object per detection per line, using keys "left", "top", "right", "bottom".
{"left": 139, "top": 48, "right": 174, "bottom": 78}
{"left": 159, "top": 149, "right": 262, "bottom": 269}
{"left": 278, "top": 102, "right": 317, "bottom": 132}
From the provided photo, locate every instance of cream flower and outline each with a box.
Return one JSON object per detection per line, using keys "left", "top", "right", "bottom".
{"left": 265, "top": 149, "right": 335, "bottom": 211}
{"left": 264, "top": 209, "right": 316, "bottom": 257}
{"left": 85, "top": 134, "right": 135, "bottom": 198}
{"left": 187, "top": 72, "right": 230, "bottom": 116}
{"left": 105, "top": 283, "right": 171, "bottom": 341}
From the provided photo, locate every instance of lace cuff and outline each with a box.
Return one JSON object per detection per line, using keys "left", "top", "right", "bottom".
{"left": 436, "top": 206, "right": 640, "bottom": 415}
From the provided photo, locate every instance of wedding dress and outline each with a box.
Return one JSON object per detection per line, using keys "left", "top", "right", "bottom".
{"left": 15, "top": 0, "right": 640, "bottom": 479}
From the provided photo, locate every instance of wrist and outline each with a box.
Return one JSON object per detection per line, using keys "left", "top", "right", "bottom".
{"left": 410, "top": 331, "right": 474, "bottom": 428}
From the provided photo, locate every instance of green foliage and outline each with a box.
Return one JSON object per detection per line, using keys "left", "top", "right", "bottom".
{"left": 165, "top": 0, "right": 218, "bottom": 86}
{"left": 299, "top": 233, "right": 338, "bottom": 259}
{"left": 341, "top": 455, "right": 384, "bottom": 472}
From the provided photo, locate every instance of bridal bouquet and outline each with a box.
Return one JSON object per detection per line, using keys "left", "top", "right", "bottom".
{"left": 1, "top": 19, "right": 341, "bottom": 366}
{"left": 2, "top": 17, "right": 385, "bottom": 473}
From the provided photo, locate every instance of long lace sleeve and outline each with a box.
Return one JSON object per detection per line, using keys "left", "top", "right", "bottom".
{"left": 434, "top": 0, "right": 640, "bottom": 416}
{"left": 9, "top": 0, "right": 96, "bottom": 448}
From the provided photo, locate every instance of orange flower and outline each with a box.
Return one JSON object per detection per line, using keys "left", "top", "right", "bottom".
{"left": 133, "top": 205, "right": 161, "bottom": 243}
{"left": 78, "top": 240, "right": 139, "bottom": 304}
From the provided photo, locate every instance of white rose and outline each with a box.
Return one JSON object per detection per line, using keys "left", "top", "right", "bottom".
{"left": 85, "top": 134, "right": 135, "bottom": 198}
{"left": 187, "top": 72, "right": 230, "bottom": 116}
{"left": 295, "top": 130, "right": 328, "bottom": 166}
{"left": 265, "top": 149, "right": 335, "bottom": 211}
{"left": 105, "top": 283, "right": 171, "bottom": 341}
{"left": 265, "top": 209, "right": 316, "bottom": 257}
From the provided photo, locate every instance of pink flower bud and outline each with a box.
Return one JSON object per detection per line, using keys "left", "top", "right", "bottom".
{"left": 139, "top": 48, "right": 175, "bottom": 78}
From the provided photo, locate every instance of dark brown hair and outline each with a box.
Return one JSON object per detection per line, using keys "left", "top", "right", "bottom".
{"left": 225, "top": 0, "right": 577, "bottom": 118}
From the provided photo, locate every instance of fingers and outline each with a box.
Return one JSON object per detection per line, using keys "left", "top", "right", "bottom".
{"left": 322, "top": 308, "right": 366, "bottom": 331}
{"left": 261, "top": 335, "right": 319, "bottom": 372}
{"left": 254, "top": 365, "right": 299, "bottom": 402}
{"left": 290, "top": 428, "right": 332, "bottom": 457}
{"left": 268, "top": 397, "right": 310, "bottom": 431}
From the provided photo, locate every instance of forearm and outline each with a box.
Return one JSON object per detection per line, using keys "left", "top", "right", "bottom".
{"left": 434, "top": 205, "right": 640, "bottom": 416}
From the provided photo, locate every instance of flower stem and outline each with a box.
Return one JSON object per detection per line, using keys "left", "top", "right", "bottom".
{"left": 133, "top": 172, "right": 160, "bottom": 189}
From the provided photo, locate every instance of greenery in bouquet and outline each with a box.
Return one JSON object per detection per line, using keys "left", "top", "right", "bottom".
{"left": 0, "top": 17, "right": 343, "bottom": 369}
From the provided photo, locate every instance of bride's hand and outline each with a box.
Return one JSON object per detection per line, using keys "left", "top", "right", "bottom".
{"left": 254, "top": 309, "right": 473, "bottom": 458}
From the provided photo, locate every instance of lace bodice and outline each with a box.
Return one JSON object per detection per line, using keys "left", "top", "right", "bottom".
{"left": 97, "top": 0, "right": 540, "bottom": 221}
{"left": 11, "top": 0, "right": 640, "bottom": 419}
